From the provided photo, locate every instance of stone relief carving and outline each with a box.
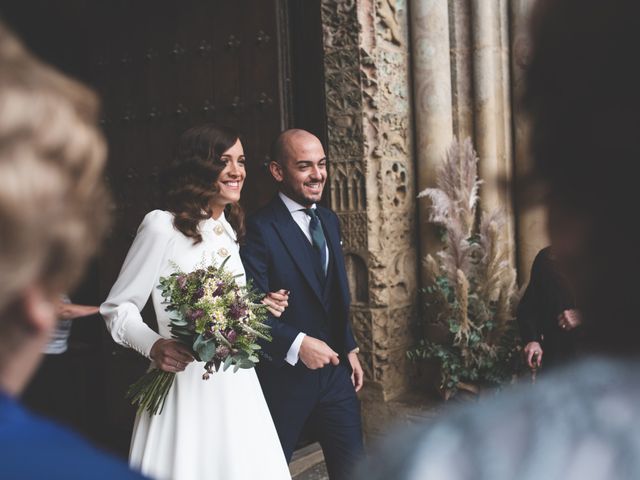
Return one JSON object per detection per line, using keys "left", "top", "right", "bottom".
{"left": 350, "top": 308, "right": 372, "bottom": 346}
{"left": 321, "top": 0, "right": 416, "bottom": 403}
{"left": 376, "top": 0, "right": 402, "bottom": 46}
{"left": 371, "top": 305, "right": 416, "bottom": 393}
{"left": 324, "top": 52, "right": 363, "bottom": 111}
{"left": 331, "top": 163, "right": 366, "bottom": 212}
{"left": 323, "top": 53, "right": 365, "bottom": 160}
{"left": 345, "top": 253, "right": 370, "bottom": 304}
{"left": 373, "top": 305, "right": 415, "bottom": 351}
{"left": 368, "top": 248, "right": 416, "bottom": 307}
{"left": 337, "top": 212, "right": 367, "bottom": 252}
{"left": 320, "top": 0, "right": 359, "bottom": 49}
{"left": 374, "top": 349, "right": 410, "bottom": 395}
{"left": 385, "top": 161, "right": 408, "bottom": 208}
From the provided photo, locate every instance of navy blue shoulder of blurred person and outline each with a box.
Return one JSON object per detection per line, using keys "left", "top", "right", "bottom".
{"left": 0, "top": 390, "right": 146, "bottom": 479}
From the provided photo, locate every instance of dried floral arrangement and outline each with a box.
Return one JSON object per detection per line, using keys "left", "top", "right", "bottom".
{"left": 408, "top": 138, "right": 522, "bottom": 398}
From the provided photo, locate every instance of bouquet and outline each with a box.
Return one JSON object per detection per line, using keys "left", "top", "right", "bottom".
{"left": 126, "top": 257, "right": 271, "bottom": 415}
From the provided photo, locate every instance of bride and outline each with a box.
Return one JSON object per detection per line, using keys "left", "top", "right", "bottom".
{"left": 101, "top": 124, "right": 292, "bottom": 480}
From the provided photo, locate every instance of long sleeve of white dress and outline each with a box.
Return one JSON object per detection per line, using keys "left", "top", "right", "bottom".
{"left": 105, "top": 210, "right": 291, "bottom": 480}
{"left": 100, "top": 211, "right": 170, "bottom": 358}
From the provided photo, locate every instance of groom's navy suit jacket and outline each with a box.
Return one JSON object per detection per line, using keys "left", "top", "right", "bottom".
{"left": 240, "top": 195, "right": 357, "bottom": 367}
{"left": 241, "top": 195, "right": 363, "bottom": 468}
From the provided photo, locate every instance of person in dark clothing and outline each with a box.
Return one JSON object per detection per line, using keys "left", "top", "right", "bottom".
{"left": 240, "top": 129, "right": 364, "bottom": 480}
{"left": 517, "top": 246, "right": 582, "bottom": 369}
{"left": 0, "top": 20, "right": 145, "bottom": 479}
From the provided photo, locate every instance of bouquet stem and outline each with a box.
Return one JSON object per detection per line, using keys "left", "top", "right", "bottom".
{"left": 126, "top": 368, "right": 175, "bottom": 415}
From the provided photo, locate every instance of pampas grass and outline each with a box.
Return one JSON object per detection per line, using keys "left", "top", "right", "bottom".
{"left": 409, "top": 138, "right": 521, "bottom": 397}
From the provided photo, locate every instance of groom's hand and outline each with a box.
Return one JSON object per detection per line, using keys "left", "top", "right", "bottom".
{"left": 348, "top": 351, "right": 364, "bottom": 392}
{"left": 299, "top": 336, "right": 340, "bottom": 370}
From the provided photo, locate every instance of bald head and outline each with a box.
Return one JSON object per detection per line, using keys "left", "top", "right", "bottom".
{"left": 271, "top": 129, "right": 322, "bottom": 166}
{"left": 269, "top": 129, "right": 327, "bottom": 207}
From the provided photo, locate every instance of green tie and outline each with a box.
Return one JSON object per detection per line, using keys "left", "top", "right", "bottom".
{"left": 304, "top": 208, "right": 327, "bottom": 275}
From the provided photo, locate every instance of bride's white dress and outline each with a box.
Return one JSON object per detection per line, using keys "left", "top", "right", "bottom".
{"left": 101, "top": 210, "right": 291, "bottom": 480}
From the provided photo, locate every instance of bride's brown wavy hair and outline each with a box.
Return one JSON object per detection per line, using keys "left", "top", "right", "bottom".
{"left": 163, "top": 124, "right": 245, "bottom": 244}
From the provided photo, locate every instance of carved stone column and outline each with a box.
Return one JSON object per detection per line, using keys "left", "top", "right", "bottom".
{"left": 410, "top": 0, "right": 454, "bottom": 277}
{"left": 510, "top": 0, "right": 547, "bottom": 282}
{"left": 449, "top": 1, "right": 474, "bottom": 140}
{"left": 411, "top": 0, "right": 516, "bottom": 270}
{"left": 470, "top": 0, "right": 515, "bottom": 260}
{"left": 320, "top": 0, "right": 418, "bottom": 434}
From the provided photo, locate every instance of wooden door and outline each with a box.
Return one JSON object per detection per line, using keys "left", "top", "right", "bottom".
{"left": 2, "top": 0, "right": 326, "bottom": 456}
{"left": 92, "top": 0, "right": 291, "bottom": 454}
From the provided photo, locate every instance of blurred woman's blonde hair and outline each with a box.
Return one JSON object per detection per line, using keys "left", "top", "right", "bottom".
{"left": 0, "top": 21, "right": 110, "bottom": 317}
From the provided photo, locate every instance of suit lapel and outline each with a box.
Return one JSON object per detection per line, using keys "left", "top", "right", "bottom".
{"left": 316, "top": 207, "right": 350, "bottom": 305}
{"left": 270, "top": 197, "right": 326, "bottom": 307}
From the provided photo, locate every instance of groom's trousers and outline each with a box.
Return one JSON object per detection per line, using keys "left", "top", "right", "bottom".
{"left": 257, "top": 360, "right": 364, "bottom": 480}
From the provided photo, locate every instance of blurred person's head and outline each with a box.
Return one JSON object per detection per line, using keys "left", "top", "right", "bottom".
{"left": 0, "top": 21, "right": 109, "bottom": 394}
{"left": 526, "top": 0, "right": 640, "bottom": 352}
{"left": 163, "top": 124, "right": 246, "bottom": 244}
{"left": 269, "top": 129, "right": 327, "bottom": 208}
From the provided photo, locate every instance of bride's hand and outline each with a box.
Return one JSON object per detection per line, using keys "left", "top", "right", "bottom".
{"left": 262, "top": 289, "right": 289, "bottom": 318}
{"left": 150, "top": 338, "right": 195, "bottom": 373}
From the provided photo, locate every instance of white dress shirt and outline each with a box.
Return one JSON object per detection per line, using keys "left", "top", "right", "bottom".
{"left": 279, "top": 192, "right": 330, "bottom": 365}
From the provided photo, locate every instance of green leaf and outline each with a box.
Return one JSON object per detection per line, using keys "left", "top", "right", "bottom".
{"left": 214, "top": 331, "right": 233, "bottom": 348}
{"left": 171, "top": 326, "right": 191, "bottom": 335}
{"left": 193, "top": 334, "right": 216, "bottom": 361}
{"left": 196, "top": 339, "right": 216, "bottom": 361}
{"left": 223, "top": 355, "right": 234, "bottom": 371}
{"left": 193, "top": 333, "right": 206, "bottom": 353}
{"left": 219, "top": 255, "right": 231, "bottom": 270}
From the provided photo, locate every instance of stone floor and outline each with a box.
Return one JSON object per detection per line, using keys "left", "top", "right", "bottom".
{"left": 289, "top": 442, "right": 327, "bottom": 480}
{"left": 292, "top": 461, "right": 328, "bottom": 480}
{"left": 289, "top": 392, "right": 442, "bottom": 480}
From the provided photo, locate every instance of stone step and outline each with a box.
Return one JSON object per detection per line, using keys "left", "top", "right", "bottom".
{"left": 290, "top": 442, "right": 325, "bottom": 478}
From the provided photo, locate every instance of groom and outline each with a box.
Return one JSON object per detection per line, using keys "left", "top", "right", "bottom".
{"left": 241, "top": 129, "right": 364, "bottom": 479}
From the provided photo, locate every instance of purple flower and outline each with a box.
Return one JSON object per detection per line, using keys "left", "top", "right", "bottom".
{"left": 212, "top": 282, "right": 225, "bottom": 297}
{"left": 186, "top": 308, "right": 204, "bottom": 323}
{"left": 228, "top": 301, "right": 247, "bottom": 321}
{"left": 225, "top": 329, "right": 237, "bottom": 344}
{"left": 176, "top": 275, "right": 187, "bottom": 291}
{"left": 215, "top": 345, "right": 230, "bottom": 359}
{"left": 203, "top": 321, "right": 216, "bottom": 339}
{"left": 192, "top": 287, "right": 205, "bottom": 301}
